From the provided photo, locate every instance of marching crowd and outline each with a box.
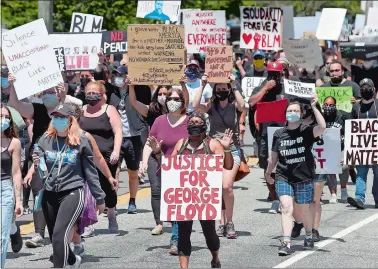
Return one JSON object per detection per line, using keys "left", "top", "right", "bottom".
{"left": 1, "top": 26, "right": 378, "bottom": 269}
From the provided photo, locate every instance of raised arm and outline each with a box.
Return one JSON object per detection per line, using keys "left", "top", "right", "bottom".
{"left": 192, "top": 75, "right": 210, "bottom": 113}
{"left": 211, "top": 129, "right": 234, "bottom": 170}
{"left": 230, "top": 76, "right": 245, "bottom": 112}
{"left": 248, "top": 80, "right": 275, "bottom": 108}
{"left": 311, "top": 95, "right": 326, "bottom": 138}
{"left": 128, "top": 84, "right": 149, "bottom": 117}
{"left": 180, "top": 76, "right": 189, "bottom": 109}
{"left": 7, "top": 73, "right": 34, "bottom": 119}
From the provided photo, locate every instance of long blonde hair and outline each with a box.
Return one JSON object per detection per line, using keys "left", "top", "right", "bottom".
{"left": 45, "top": 115, "right": 81, "bottom": 146}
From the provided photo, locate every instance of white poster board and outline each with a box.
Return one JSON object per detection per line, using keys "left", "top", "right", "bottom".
{"left": 70, "top": 13, "right": 103, "bottom": 33}
{"left": 367, "top": 8, "right": 378, "bottom": 26}
{"left": 293, "top": 16, "right": 320, "bottom": 39}
{"left": 137, "top": 0, "right": 181, "bottom": 22}
{"left": 1, "top": 19, "right": 63, "bottom": 99}
{"left": 316, "top": 8, "right": 347, "bottom": 40}
{"left": 354, "top": 14, "right": 366, "bottom": 33}
{"left": 284, "top": 79, "right": 315, "bottom": 98}
{"left": 160, "top": 155, "right": 223, "bottom": 221}
{"left": 49, "top": 33, "right": 102, "bottom": 71}
{"left": 241, "top": 77, "right": 265, "bottom": 104}
{"left": 282, "top": 6, "right": 294, "bottom": 39}
{"left": 282, "top": 38, "right": 323, "bottom": 70}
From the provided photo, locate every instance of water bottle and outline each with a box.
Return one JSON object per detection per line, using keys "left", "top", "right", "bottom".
{"left": 33, "top": 144, "right": 48, "bottom": 179}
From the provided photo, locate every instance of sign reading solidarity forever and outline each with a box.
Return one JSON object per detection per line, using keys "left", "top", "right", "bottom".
{"left": 101, "top": 30, "right": 127, "bottom": 54}
{"left": 316, "top": 87, "right": 353, "bottom": 112}
{"left": 160, "top": 155, "right": 223, "bottom": 221}
{"left": 284, "top": 79, "right": 315, "bottom": 98}
{"left": 54, "top": 47, "right": 66, "bottom": 72}
{"left": 182, "top": 10, "right": 226, "bottom": 53}
{"left": 241, "top": 77, "right": 265, "bottom": 104}
{"left": 1, "top": 19, "right": 63, "bottom": 100}
{"left": 70, "top": 13, "right": 103, "bottom": 33}
{"left": 127, "top": 25, "right": 185, "bottom": 85}
{"left": 240, "top": 7, "right": 283, "bottom": 50}
{"left": 282, "top": 38, "right": 323, "bottom": 69}
{"left": 344, "top": 119, "right": 378, "bottom": 165}
{"left": 205, "top": 46, "right": 232, "bottom": 83}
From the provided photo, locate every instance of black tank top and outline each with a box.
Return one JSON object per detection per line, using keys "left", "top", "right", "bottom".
{"left": 1, "top": 139, "right": 12, "bottom": 181}
{"left": 178, "top": 137, "right": 212, "bottom": 155}
{"left": 79, "top": 105, "right": 114, "bottom": 161}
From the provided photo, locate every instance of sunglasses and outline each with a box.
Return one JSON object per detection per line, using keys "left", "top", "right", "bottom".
{"left": 167, "top": 97, "right": 181, "bottom": 102}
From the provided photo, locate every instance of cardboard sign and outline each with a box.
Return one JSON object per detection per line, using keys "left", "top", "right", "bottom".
{"left": 50, "top": 33, "right": 102, "bottom": 71}
{"left": 340, "top": 43, "right": 378, "bottom": 60}
{"left": 70, "top": 13, "right": 103, "bottom": 33}
{"left": 316, "top": 86, "right": 353, "bottom": 112}
{"left": 182, "top": 10, "right": 226, "bottom": 53}
{"left": 284, "top": 79, "right": 315, "bottom": 98}
{"left": 1, "top": 19, "right": 63, "bottom": 100}
{"left": 256, "top": 99, "right": 288, "bottom": 124}
{"left": 240, "top": 6, "right": 283, "bottom": 50}
{"left": 127, "top": 24, "right": 184, "bottom": 85}
{"left": 160, "top": 155, "right": 223, "bottom": 221}
{"left": 205, "top": 46, "right": 232, "bottom": 83}
{"left": 344, "top": 119, "right": 378, "bottom": 165}
{"left": 354, "top": 14, "right": 366, "bottom": 33}
{"left": 293, "top": 16, "right": 320, "bottom": 39}
{"left": 137, "top": 0, "right": 181, "bottom": 22}
{"left": 54, "top": 47, "right": 66, "bottom": 72}
{"left": 241, "top": 77, "right": 265, "bottom": 103}
{"left": 367, "top": 8, "right": 378, "bottom": 27}
{"left": 282, "top": 39, "right": 323, "bottom": 69}
{"left": 268, "top": 127, "right": 342, "bottom": 174}
{"left": 101, "top": 30, "right": 127, "bottom": 54}
{"left": 316, "top": 8, "right": 347, "bottom": 41}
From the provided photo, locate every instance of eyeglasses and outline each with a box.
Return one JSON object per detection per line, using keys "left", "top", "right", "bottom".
{"left": 167, "top": 97, "right": 181, "bottom": 102}
{"left": 188, "top": 120, "right": 204, "bottom": 125}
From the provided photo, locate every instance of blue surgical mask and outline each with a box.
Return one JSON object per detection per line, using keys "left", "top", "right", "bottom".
{"left": 41, "top": 94, "right": 58, "bottom": 108}
{"left": 185, "top": 68, "right": 200, "bottom": 80}
{"left": 52, "top": 117, "right": 69, "bottom": 132}
{"left": 1, "top": 118, "right": 10, "bottom": 131}
{"left": 286, "top": 112, "right": 301, "bottom": 123}
{"left": 1, "top": 77, "right": 9, "bottom": 88}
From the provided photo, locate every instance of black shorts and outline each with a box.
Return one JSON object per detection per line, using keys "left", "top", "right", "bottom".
{"left": 119, "top": 136, "right": 142, "bottom": 171}
{"left": 257, "top": 134, "right": 268, "bottom": 170}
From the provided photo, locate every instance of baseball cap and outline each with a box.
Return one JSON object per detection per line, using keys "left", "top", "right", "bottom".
{"left": 359, "top": 78, "right": 374, "bottom": 88}
{"left": 253, "top": 50, "right": 265, "bottom": 58}
{"left": 112, "top": 65, "right": 128, "bottom": 75}
{"left": 51, "top": 104, "right": 75, "bottom": 117}
{"left": 277, "top": 57, "right": 290, "bottom": 66}
{"left": 267, "top": 62, "right": 283, "bottom": 72}
{"left": 186, "top": 59, "right": 200, "bottom": 68}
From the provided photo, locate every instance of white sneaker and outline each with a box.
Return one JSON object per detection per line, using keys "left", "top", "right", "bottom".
{"left": 81, "top": 226, "right": 95, "bottom": 238}
{"left": 329, "top": 194, "right": 338, "bottom": 204}
{"left": 72, "top": 255, "right": 82, "bottom": 268}
{"left": 73, "top": 243, "right": 85, "bottom": 257}
{"left": 340, "top": 189, "right": 348, "bottom": 203}
{"left": 269, "top": 200, "right": 280, "bottom": 214}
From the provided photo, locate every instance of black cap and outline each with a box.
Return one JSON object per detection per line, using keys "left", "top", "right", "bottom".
{"left": 359, "top": 78, "right": 374, "bottom": 88}
{"left": 112, "top": 65, "right": 128, "bottom": 75}
{"left": 51, "top": 104, "right": 75, "bottom": 117}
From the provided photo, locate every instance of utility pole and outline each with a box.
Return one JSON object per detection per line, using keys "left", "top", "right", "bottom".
{"left": 38, "top": 0, "right": 54, "bottom": 33}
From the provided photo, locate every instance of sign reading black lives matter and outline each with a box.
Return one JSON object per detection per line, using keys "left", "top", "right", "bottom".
{"left": 54, "top": 47, "right": 66, "bottom": 72}
{"left": 101, "top": 30, "right": 127, "bottom": 54}
{"left": 344, "top": 119, "right": 378, "bottom": 165}
{"left": 127, "top": 25, "right": 185, "bottom": 85}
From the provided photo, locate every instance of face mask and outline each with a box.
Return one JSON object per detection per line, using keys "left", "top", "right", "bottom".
{"left": 166, "top": 100, "right": 182, "bottom": 113}
{"left": 185, "top": 68, "right": 200, "bottom": 80}
{"left": 330, "top": 74, "right": 343, "bottom": 84}
{"left": 157, "top": 95, "right": 166, "bottom": 105}
{"left": 1, "top": 118, "right": 10, "bottom": 131}
{"left": 216, "top": 91, "right": 230, "bottom": 101}
{"left": 114, "top": 77, "right": 125, "bottom": 88}
{"left": 85, "top": 94, "right": 102, "bottom": 106}
{"left": 52, "top": 117, "right": 69, "bottom": 132}
{"left": 187, "top": 124, "right": 207, "bottom": 137}
{"left": 361, "top": 88, "right": 374, "bottom": 100}
{"left": 253, "top": 59, "right": 265, "bottom": 69}
{"left": 1, "top": 77, "right": 9, "bottom": 88}
{"left": 286, "top": 112, "right": 301, "bottom": 123}
{"left": 41, "top": 94, "right": 58, "bottom": 108}
{"left": 323, "top": 105, "right": 337, "bottom": 116}
{"left": 80, "top": 77, "right": 91, "bottom": 88}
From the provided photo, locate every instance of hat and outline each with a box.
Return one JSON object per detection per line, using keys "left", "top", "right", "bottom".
{"left": 359, "top": 78, "right": 374, "bottom": 88}
{"left": 112, "top": 65, "right": 128, "bottom": 75}
{"left": 186, "top": 59, "right": 200, "bottom": 68}
{"left": 267, "top": 62, "right": 283, "bottom": 72}
{"left": 253, "top": 50, "right": 266, "bottom": 58}
{"left": 189, "top": 111, "right": 208, "bottom": 122}
{"left": 51, "top": 104, "right": 75, "bottom": 117}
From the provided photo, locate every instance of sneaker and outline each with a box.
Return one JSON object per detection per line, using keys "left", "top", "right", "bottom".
{"left": 23, "top": 205, "right": 32, "bottom": 215}
{"left": 269, "top": 200, "right": 280, "bottom": 214}
{"left": 128, "top": 203, "right": 137, "bottom": 214}
{"left": 169, "top": 244, "right": 178, "bottom": 255}
{"left": 81, "top": 225, "right": 95, "bottom": 238}
{"left": 108, "top": 217, "right": 119, "bottom": 233}
{"left": 375, "top": 201, "right": 378, "bottom": 209}
{"left": 151, "top": 225, "right": 163, "bottom": 235}
{"left": 329, "top": 193, "right": 338, "bottom": 204}
{"left": 25, "top": 234, "right": 45, "bottom": 248}
{"left": 347, "top": 197, "right": 365, "bottom": 209}
{"left": 73, "top": 243, "right": 85, "bottom": 257}
{"left": 216, "top": 225, "right": 226, "bottom": 237}
{"left": 340, "top": 189, "right": 348, "bottom": 203}
{"left": 10, "top": 225, "right": 23, "bottom": 253}
{"left": 139, "top": 176, "right": 145, "bottom": 185}
{"left": 226, "top": 222, "right": 237, "bottom": 239}
{"left": 312, "top": 229, "right": 320, "bottom": 242}
{"left": 49, "top": 254, "right": 53, "bottom": 263}
{"left": 70, "top": 255, "right": 82, "bottom": 268}
{"left": 303, "top": 238, "right": 314, "bottom": 250}
{"left": 211, "top": 260, "right": 221, "bottom": 268}
{"left": 291, "top": 222, "right": 303, "bottom": 238}
{"left": 278, "top": 241, "right": 291, "bottom": 256}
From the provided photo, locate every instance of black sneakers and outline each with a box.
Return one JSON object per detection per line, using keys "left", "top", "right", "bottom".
{"left": 347, "top": 197, "right": 365, "bottom": 209}
{"left": 312, "top": 229, "right": 320, "bottom": 242}
{"left": 291, "top": 222, "right": 303, "bottom": 238}
{"left": 10, "top": 225, "right": 23, "bottom": 253}
{"left": 375, "top": 201, "right": 378, "bottom": 209}
{"left": 304, "top": 238, "right": 314, "bottom": 250}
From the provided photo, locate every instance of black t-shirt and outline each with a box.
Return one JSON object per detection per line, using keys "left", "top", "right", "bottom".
{"left": 134, "top": 85, "right": 152, "bottom": 106}
{"left": 325, "top": 110, "right": 349, "bottom": 151}
{"left": 321, "top": 80, "right": 361, "bottom": 99}
{"left": 351, "top": 99, "right": 378, "bottom": 119}
{"left": 30, "top": 103, "right": 51, "bottom": 157}
{"left": 272, "top": 124, "right": 316, "bottom": 183}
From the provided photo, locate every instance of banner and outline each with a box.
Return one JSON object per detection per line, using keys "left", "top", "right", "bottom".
{"left": 316, "top": 8, "right": 347, "bottom": 41}
{"left": 70, "top": 13, "right": 103, "bottom": 33}
{"left": 282, "top": 38, "right": 323, "bottom": 70}
{"left": 1, "top": 19, "right": 63, "bottom": 100}
{"left": 362, "top": 25, "right": 378, "bottom": 36}
{"left": 160, "top": 155, "right": 223, "bottom": 221}
{"left": 344, "top": 119, "right": 378, "bottom": 165}
{"left": 316, "top": 86, "right": 353, "bottom": 112}
{"left": 354, "top": 14, "right": 366, "bottom": 33}
{"left": 54, "top": 47, "right": 66, "bottom": 72}
{"left": 50, "top": 33, "right": 102, "bottom": 71}
{"left": 240, "top": 6, "right": 283, "bottom": 50}
{"left": 241, "top": 77, "right": 265, "bottom": 104}
{"left": 340, "top": 43, "right": 378, "bottom": 60}
{"left": 137, "top": 0, "right": 181, "bottom": 22}
{"left": 284, "top": 79, "right": 315, "bottom": 98}
{"left": 182, "top": 10, "right": 226, "bottom": 53}
{"left": 101, "top": 30, "right": 127, "bottom": 54}
{"left": 256, "top": 99, "right": 287, "bottom": 124}
{"left": 205, "top": 46, "right": 232, "bottom": 83}
{"left": 127, "top": 24, "right": 184, "bottom": 85}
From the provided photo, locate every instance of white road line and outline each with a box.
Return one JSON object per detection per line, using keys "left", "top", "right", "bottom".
{"left": 273, "top": 213, "right": 378, "bottom": 268}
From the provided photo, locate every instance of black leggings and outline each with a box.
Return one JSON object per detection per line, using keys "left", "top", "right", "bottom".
{"left": 42, "top": 188, "right": 84, "bottom": 268}
{"left": 98, "top": 162, "right": 117, "bottom": 208}
{"left": 178, "top": 220, "right": 220, "bottom": 256}
{"left": 148, "top": 156, "right": 161, "bottom": 224}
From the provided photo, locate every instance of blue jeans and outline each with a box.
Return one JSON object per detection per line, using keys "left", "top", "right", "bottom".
{"left": 355, "top": 165, "right": 378, "bottom": 203}
{"left": 1, "top": 180, "right": 14, "bottom": 268}
{"left": 170, "top": 222, "right": 178, "bottom": 245}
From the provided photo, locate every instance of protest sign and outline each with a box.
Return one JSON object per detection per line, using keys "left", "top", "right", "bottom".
{"left": 176, "top": 9, "right": 200, "bottom": 24}
{"left": 367, "top": 8, "right": 378, "bottom": 26}
{"left": 50, "top": 33, "right": 102, "bottom": 71}
{"left": 256, "top": 99, "right": 288, "bottom": 124}
{"left": 1, "top": 19, "right": 63, "bottom": 100}
{"left": 182, "top": 10, "right": 226, "bottom": 53}
{"left": 268, "top": 127, "right": 342, "bottom": 174}
{"left": 354, "top": 14, "right": 366, "bottom": 33}
{"left": 160, "top": 155, "right": 223, "bottom": 221}
{"left": 70, "top": 13, "right": 103, "bottom": 33}
{"left": 344, "top": 119, "right": 378, "bottom": 165}
{"left": 363, "top": 25, "right": 378, "bottom": 36}
{"left": 316, "top": 87, "right": 353, "bottom": 112}
{"left": 54, "top": 47, "right": 66, "bottom": 72}
{"left": 316, "top": 8, "right": 347, "bottom": 40}
{"left": 301, "top": 31, "right": 325, "bottom": 47}
{"left": 349, "top": 34, "right": 378, "bottom": 43}
{"left": 205, "top": 46, "right": 232, "bottom": 83}
{"left": 339, "top": 17, "right": 352, "bottom": 42}
{"left": 293, "top": 16, "right": 320, "bottom": 39}
{"left": 284, "top": 79, "right": 315, "bottom": 98}
{"left": 101, "top": 30, "right": 127, "bottom": 54}
{"left": 340, "top": 43, "right": 378, "bottom": 60}
{"left": 127, "top": 24, "right": 184, "bottom": 85}
{"left": 241, "top": 77, "right": 265, "bottom": 103}
{"left": 282, "top": 38, "right": 323, "bottom": 69}
{"left": 240, "top": 7, "right": 283, "bottom": 50}
{"left": 282, "top": 6, "right": 294, "bottom": 39}
{"left": 137, "top": 0, "right": 181, "bottom": 22}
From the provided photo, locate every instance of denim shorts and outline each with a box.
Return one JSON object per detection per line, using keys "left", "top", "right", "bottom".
{"left": 231, "top": 148, "right": 241, "bottom": 166}
{"left": 275, "top": 180, "right": 314, "bottom": 204}
{"left": 313, "top": 174, "right": 326, "bottom": 182}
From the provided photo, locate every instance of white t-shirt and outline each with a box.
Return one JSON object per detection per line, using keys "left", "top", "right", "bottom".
{"left": 186, "top": 78, "right": 212, "bottom": 113}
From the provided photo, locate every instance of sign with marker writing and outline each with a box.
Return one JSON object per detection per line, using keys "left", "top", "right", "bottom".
{"left": 316, "top": 87, "right": 353, "bottom": 112}
{"left": 283, "top": 38, "right": 323, "bottom": 70}
{"left": 101, "top": 30, "right": 127, "bottom": 54}
{"left": 137, "top": 0, "right": 181, "bottom": 22}
{"left": 240, "top": 6, "right": 283, "bottom": 50}
{"left": 205, "top": 46, "right": 232, "bottom": 83}
{"left": 1, "top": 19, "right": 63, "bottom": 100}
{"left": 316, "top": 8, "right": 347, "bottom": 41}
{"left": 241, "top": 77, "right": 265, "bottom": 103}
{"left": 127, "top": 24, "right": 185, "bottom": 85}
{"left": 160, "top": 155, "right": 223, "bottom": 221}
{"left": 54, "top": 47, "right": 66, "bottom": 72}
{"left": 284, "top": 79, "right": 315, "bottom": 98}
{"left": 182, "top": 10, "right": 226, "bottom": 53}
{"left": 344, "top": 119, "right": 378, "bottom": 165}
{"left": 340, "top": 43, "right": 378, "bottom": 61}
{"left": 70, "top": 13, "right": 103, "bottom": 33}
{"left": 50, "top": 33, "right": 102, "bottom": 71}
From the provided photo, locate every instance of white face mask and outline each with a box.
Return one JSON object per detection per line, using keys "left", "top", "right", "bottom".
{"left": 114, "top": 77, "right": 125, "bottom": 88}
{"left": 166, "top": 100, "right": 182, "bottom": 113}
{"left": 157, "top": 95, "right": 166, "bottom": 105}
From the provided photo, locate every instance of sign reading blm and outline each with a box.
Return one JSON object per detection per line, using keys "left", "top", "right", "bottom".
{"left": 127, "top": 25, "right": 184, "bottom": 85}
{"left": 101, "top": 30, "right": 127, "bottom": 54}
{"left": 70, "top": 13, "right": 103, "bottom": 33}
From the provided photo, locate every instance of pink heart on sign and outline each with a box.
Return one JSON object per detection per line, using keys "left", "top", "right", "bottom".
{"left": 242, "top": 33, "right": 253, "bottom": 45}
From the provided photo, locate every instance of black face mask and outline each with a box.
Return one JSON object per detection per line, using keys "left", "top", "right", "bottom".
{"left": 85, "top": 94, "right": 102, "bottom": 106}
{"left": 361, "top": 88, "right": 374, "bottom": 100}
{"left": 216, "top": 91, "right": 230, "bottom": 101}
{"left": 80, "top": 77, "right": 91, "bottom": 88}
{"left": 187, "top": 124, "right": 207, "bottom": 137}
